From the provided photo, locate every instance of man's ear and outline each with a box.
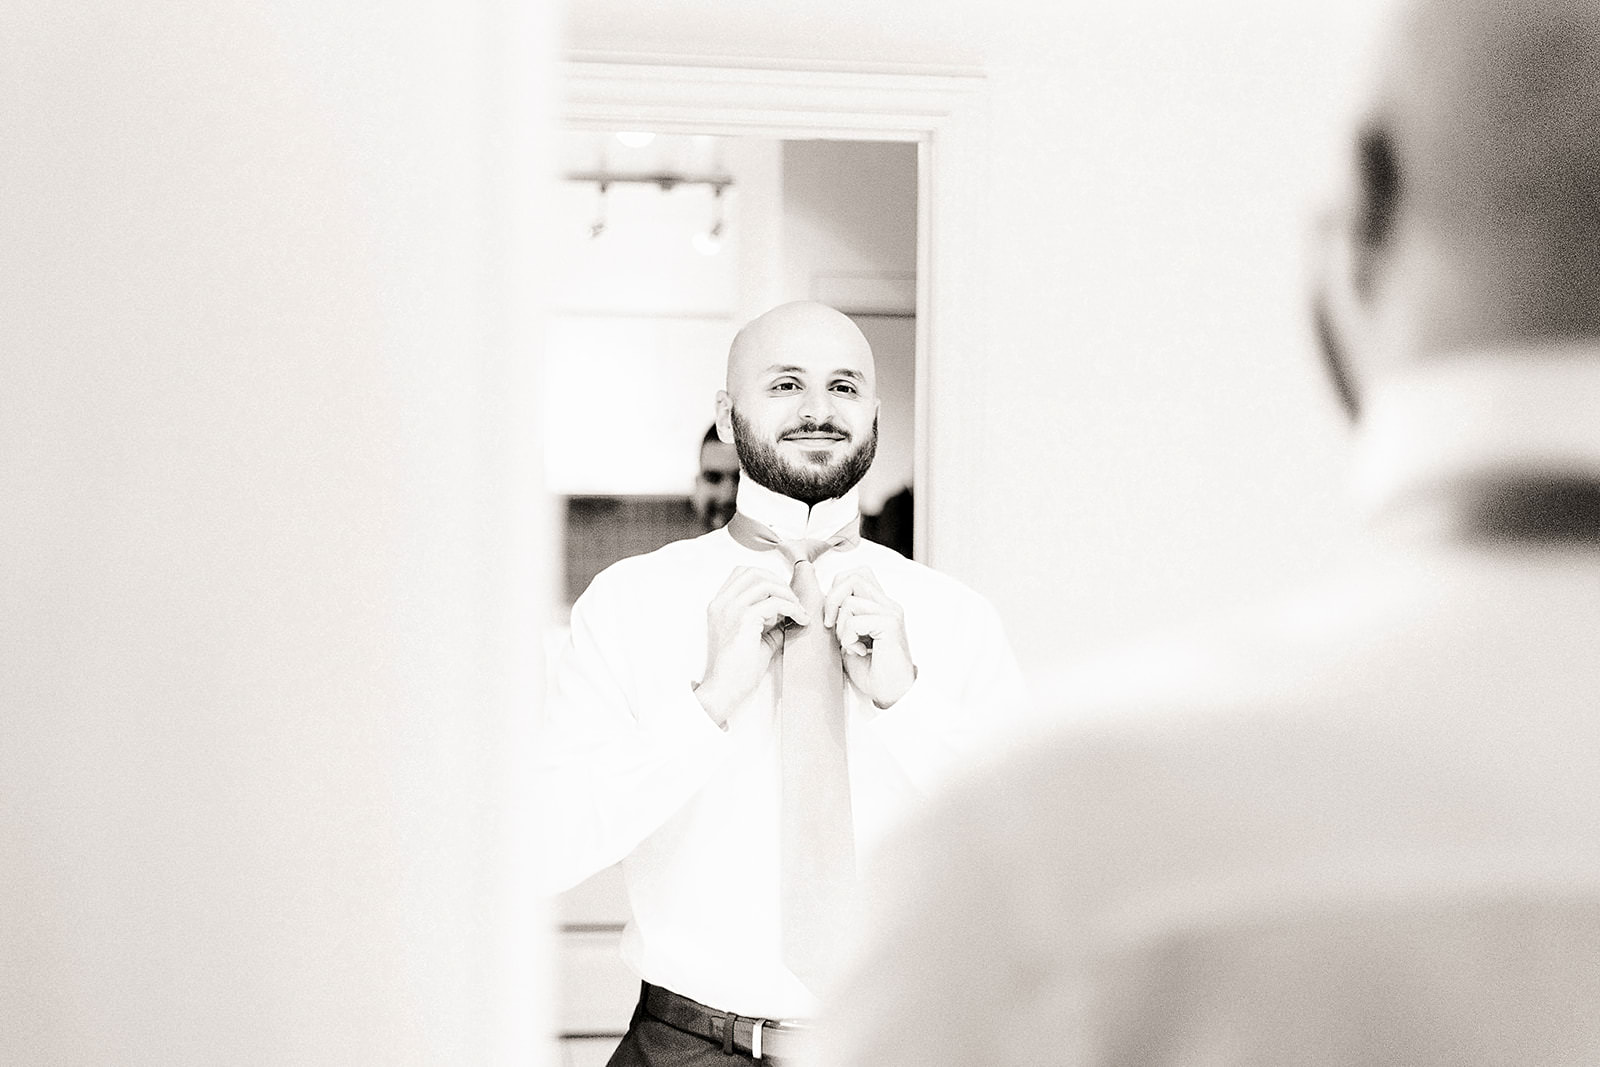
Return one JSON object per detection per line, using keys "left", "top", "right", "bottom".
{"left": 1351, "top": 125, "right": 1398, "bottom": 298}
{"left": 714, "top": 391, "right": 735, "bottom": 444}
{"left": 1310, "top": 122, "right": 1403, "bottom": 421}
{"left": 1308, "top": 210, "right": 1370, "bottom": 422}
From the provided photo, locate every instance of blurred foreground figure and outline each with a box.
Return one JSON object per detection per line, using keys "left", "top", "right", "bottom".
{"left": 823, "top": 1, "right": 1600, "bottom": 1064}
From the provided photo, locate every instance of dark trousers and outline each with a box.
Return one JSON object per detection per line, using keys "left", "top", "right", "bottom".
{"left": 606, "top": 986, "right": 761, "bottom": 1067}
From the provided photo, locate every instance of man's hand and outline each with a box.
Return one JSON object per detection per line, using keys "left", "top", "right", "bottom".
{"left": 695, "top": 566, "right": 809, "bottom": 726}
{"left": 823, "top": 567, "right": 916, "bottom": 708}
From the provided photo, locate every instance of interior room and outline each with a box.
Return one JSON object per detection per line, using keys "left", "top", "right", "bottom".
{"left": 546, "top": 4, "right": 1385, "bottom": 1057}
{"left": 9, "top": 0, "right": 1434, "bottom": 1063}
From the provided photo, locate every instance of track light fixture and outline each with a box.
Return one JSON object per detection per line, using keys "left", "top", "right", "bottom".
{"left": 564, "top": 172, "right": 735, "bottom": 248}
{"left": 588, "top": 180, "right": 609, "bottom": 240}
{"left": 692, "top": 185, "right": 726, "bottom": 256}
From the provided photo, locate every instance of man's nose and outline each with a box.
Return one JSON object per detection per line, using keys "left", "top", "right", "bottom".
{"left": 797, "top": 386, "right": 834, "bottom": 422}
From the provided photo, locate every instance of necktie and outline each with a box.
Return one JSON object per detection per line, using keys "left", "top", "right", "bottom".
{"left": 726, "top": 511, "right": 859, "bottom": 990}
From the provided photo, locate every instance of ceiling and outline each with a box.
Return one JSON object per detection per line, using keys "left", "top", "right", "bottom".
{"left": 561, "top": 130, "right": 736, "bottom": 183}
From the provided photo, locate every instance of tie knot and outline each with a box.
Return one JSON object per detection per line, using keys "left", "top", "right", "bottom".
{"left": 781, "top": 538, "right": 832, "bottom": 566}
{"left": 724, "top": 511, "right": 863, "bottom": 560}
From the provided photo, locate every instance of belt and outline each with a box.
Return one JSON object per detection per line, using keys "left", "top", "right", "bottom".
{"left": 641, "top": 982, "right": 813, "bottom": 1062}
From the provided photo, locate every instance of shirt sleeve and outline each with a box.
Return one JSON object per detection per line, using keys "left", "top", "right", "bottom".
{"left": 859, "top": 589, "right": 1031, "bottom": 793}
{"left": 534, "top": 565, "right": 733, "bottom": 895}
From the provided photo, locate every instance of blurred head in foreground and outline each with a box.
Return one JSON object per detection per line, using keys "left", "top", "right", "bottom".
{"left": 1312, "top": 0, "right": 1600, "bottom": 418}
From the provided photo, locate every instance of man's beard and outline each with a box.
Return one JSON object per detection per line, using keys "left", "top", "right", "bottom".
{"left": 730, "top": 407, "right": 878, "bottom": 507}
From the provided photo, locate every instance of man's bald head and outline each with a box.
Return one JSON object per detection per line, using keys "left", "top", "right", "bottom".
{"left": 725, "top": 301, "right": 877, "bottom": 397}
{"left": 1334, "top": 0, "right": 1600, "bottom": 365}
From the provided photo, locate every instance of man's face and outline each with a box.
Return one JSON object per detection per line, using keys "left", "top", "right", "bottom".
{"left": 692, "top": 439, "right": 740, "bottom": 530}
{"left": 723, "top": 342, "right": 876, "bottom": 508}
{"left": 717, "top": 302, "right": 881, "bottom": 507}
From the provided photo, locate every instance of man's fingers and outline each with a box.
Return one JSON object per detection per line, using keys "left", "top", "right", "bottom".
{"left": 836, "top": 594, "right": 887, "bottom": 621}
{"left": 848, "top": 566, "right": 888, "bottom": 594}
{"left": 752, "top": 582, "right": 808, "bottom": 625}
{"left": 823, "top": 572, "right": 872, "bottom": 626}
{"left": 714, "top": 571, "right": 804, "bottom": 616}
{"left": 714, "top": 565, "right": 768, "bottom": 597}
{"left": 822, "top": 571, "right": 866, "bottom": 626}
{"left": 822, "top": 580, "right": 846, "bottom": 627}
{"left": 834, "top": 593, "right": 886, "bottom": 633}
{"left": 711, "top": 567, "right": 778, "bottom": 614}
{"left": 746, "top": 593, "right": 810, "bottom": 632}
{"left": 837, "top": 607, "right": 895, "bottom": 654}
{"left": 824, "top": 568, "right": 895, "bottom": 627}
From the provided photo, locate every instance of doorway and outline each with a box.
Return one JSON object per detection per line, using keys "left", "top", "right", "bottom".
{"left": 547, "top": 128, "right": 918, "bottom": 1065}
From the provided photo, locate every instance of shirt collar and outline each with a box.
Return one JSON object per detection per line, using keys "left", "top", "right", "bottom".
{"left": 733, "top": 476, "right": 861, "bottom": 542}
{"left": 1352, "top": 345, "right": 1600, "bottom": 522}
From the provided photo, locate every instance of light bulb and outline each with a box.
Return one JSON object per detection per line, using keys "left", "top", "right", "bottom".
{"left": 692, "top": 224, "right": 723, "bottom": 256}
{"left": 614, "top": 131, "right": 655, "bottom": 149}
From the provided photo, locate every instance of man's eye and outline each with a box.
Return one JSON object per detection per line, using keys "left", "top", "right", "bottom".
{"left": 771, "top": 380, "right": 799, "bottom": 392}
{"left": 831, "top": 381, "right": 858, "bottom": 395}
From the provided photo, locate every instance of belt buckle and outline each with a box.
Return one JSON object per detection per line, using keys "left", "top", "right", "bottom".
{"left": 751, "top": 1018, "right": 811, "bottom": 1062}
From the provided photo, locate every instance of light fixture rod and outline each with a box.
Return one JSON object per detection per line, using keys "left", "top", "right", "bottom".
{"left": 564, "top": 171, "right": 734, "bottom": 194}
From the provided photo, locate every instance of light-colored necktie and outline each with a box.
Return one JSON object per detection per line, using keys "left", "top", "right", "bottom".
{"left": 726, "top": 511, "right": 859, "bottom": 990}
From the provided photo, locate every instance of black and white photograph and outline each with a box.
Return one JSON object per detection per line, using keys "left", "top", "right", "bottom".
{"left": 9, "top": 0, "right": 1600, "bottom": 1064}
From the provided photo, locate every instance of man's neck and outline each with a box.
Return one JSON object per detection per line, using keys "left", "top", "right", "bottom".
{"left": 1352, "top": 345, "right": 1600, "bottom": 537}
{"left": 734, "top": 477, "right": 861, "bottom": 542}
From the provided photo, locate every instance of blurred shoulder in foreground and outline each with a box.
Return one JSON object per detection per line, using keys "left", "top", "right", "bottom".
{"left": 822, "top": 0, "right": 1600, "bottom": 1062}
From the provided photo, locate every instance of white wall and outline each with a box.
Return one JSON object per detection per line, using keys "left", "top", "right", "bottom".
{"left": 2, "top": 3, "right": 551, "bottom": 1063}
{"left": 563, "top": 0, "right": 1388, "bottom": 674}
{"left": 781, "top": 140, "right": 918, "bottom": 313}
{"left": 972, "top": 4, "right": 1381, "bottom": 670}
{"left": 783, "top": 141, "right": 918, "bottom": 511}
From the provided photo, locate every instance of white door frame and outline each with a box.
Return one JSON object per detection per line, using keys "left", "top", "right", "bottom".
{"left": 562, "top": 55, "right": 990, "bottom": 568}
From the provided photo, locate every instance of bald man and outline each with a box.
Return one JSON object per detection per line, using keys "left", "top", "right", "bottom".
{"left": 539, "top": 302, "right": 1025, "bottom": 1066}
{"left": 822, "top": 1, "right": 1600, "bottom": 1064}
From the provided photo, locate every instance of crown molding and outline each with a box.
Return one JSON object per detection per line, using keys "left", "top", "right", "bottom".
{"left": 565, "top": 48, "right": 986, "bottom": 80}
{"left": 562, "top": 54, "right": 985, "bottom": 138}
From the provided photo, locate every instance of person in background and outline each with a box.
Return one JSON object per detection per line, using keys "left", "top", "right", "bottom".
{"left": 861, "top": 484, "right": 913, "bottom": 559}
{"left": 822, "top": 0, "right": 1600, "bottom": 1063}
{"left": 538, "top": 301, "right": 1027, "bottom": 1066}
{"left": 691, "top": 423, "right": 740, "bottom": 531}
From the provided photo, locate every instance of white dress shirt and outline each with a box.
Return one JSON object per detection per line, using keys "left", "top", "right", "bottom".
{"left": 824, "top": 349, "right": 1600, "bottom": 1066}
{"left": 538, "top": 477, "right": 1027, "bottom": 1018}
